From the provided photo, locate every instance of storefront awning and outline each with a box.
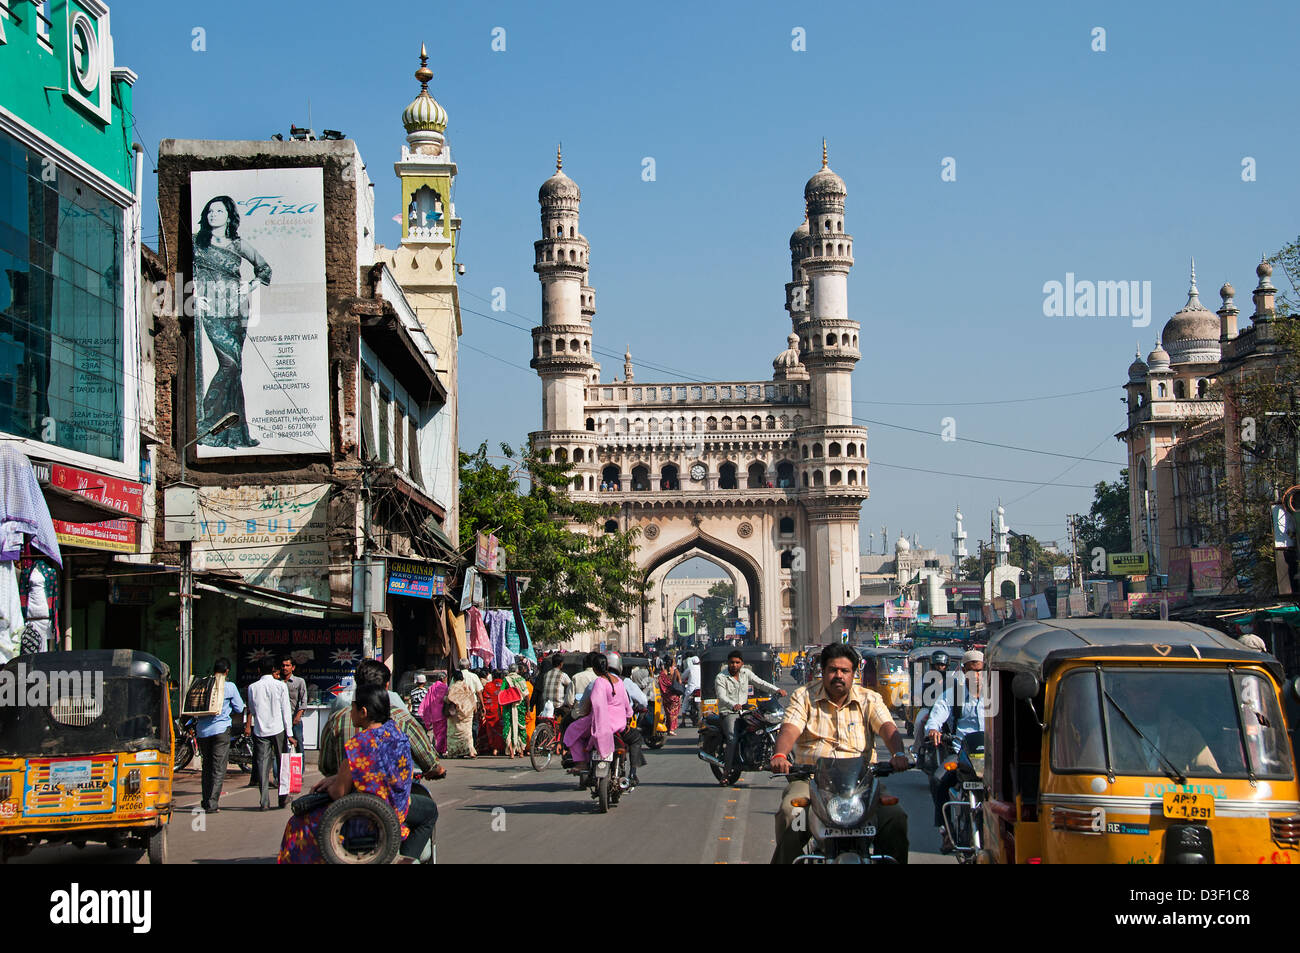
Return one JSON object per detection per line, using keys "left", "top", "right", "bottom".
{"left": 40, "top": 481, "right": 147, "bottom": 525}
{"left": 196, "top": 575, "right": 353, "bottom": 618}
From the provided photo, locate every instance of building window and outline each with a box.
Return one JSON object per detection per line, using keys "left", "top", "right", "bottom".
{"left": 407, "top": 417, "right": 423, "bottom": 485}
{"left": 705, "top": 386, "right": 717, "bottom": 400}
{"left": 0, "top": 131, "right": 126, "bottom": 461}
{"left": 676, "top": 387, "right": 687, "bottom": 401}
{"left": 602, "top": 388, "right": 613, "bottom": 400}
{"left": 691, "top": 386, "right": 702, "bottom": 400}
{"left": 779, "top": 516, "right": 794, "bottom": 535}
{"left": 394, "top": 402, "right": 406, "bottom": 473}
{"left": 377, "top": 385, "right": 391, "bottom": 462}
{"left": 360, "top": 370, "right": 376, "bottom": 460}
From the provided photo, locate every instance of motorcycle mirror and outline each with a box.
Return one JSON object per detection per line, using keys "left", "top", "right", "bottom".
{"left": 1011, "top": 671, "right": 1040, "bottom": 700}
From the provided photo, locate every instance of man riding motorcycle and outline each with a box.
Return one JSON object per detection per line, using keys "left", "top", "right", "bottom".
{"left": 770, "top": 643, "right": 910, "bottom": 864}
{"left": 924, "top": 649, "right": 984, "bottom": 853}
{"left": 912, "top": 649, "right": 950, "bottom": 762}
{"left": 716, "top": 650, "right": 786, "bottom": 774}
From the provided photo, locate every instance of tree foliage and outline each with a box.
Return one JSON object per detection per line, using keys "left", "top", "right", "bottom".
{"left": 1076, "top": 469, "right": 1132, "bottom": 559}
{"left": 458, "top": 441, "right": 644, "bottom": 646}
{"left": 697, "top": 578, "right": 735, "bottom": 638}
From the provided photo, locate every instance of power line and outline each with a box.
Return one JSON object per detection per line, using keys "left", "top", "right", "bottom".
{"left": 868, "top": 461, "right": 1098, "bottom": 488}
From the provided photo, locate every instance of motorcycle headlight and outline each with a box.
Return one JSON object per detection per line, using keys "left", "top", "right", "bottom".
{"left": 826, "top": 795, "right": 866, "bottom": 828}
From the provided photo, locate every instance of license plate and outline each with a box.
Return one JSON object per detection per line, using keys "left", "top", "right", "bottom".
{"left": 962, "top": 781, "right": 984, "bottom": 791}
{"left": 824, "top": 825, "right": 876, "bottom": 838}
{"left": 48, "top": 761, "right": 92, "bottom": 789}
{"left": 1163, "top": 791, "right": 1214, "bottom": 821}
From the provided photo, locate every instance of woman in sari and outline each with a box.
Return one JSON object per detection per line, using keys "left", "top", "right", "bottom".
{"left": 443, "top": 670, "right": 478, "bottom": 758}
{"left": 192, "top": 195, "right": 271, "bottom": 449}
{"left": 278, "top": 685, "right": 411, "bottom": 864}
{"left": 417, "top": 671, "right": 449, "bottom": 755}
{"left": 658, "top": 657, "right": 683, "bottom": 736}
{"left": 479, "top": 670, "right": 505, "bottom": 756}
{"left": 500, "top": 665, "right": 530, "bottom": 758}
{"left": 563, "top": 655, "right": 633, "bottom": 765}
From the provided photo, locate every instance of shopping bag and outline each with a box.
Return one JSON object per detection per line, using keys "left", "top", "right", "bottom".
{"left": 279, "top": 752, "right": 303, "bottom": 796}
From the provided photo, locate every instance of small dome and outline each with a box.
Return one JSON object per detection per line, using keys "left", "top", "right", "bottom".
{"left": 403, "top": 89, "right": 448, "bottom": 134}
{"left": 1128, "top": 353, "right": 1148, "bottom": 382}
{"left": 539, "top": 170, "right": 580, "bottom": 204}
{"left": 805, "top": 167, "right": 846, "bottom": 202}
{"left": 895, "top": 534, "right": 911, "bottom": 553}
{"left": 773, "top": 333, "right": 802, "bottom": 370}
{"left": 789, "top": 218, "right": 809, "bottom": 250}
{"left": 1160, "top": 262, "right": 1221, "bottom": 364}
{"left": 1147, "top": 342, "right": 1171, "bottom": 370}
{"left": 1257, "top": 258, "right": 1274, "bottom": 280}
{"left": 1220, "top": 281, "right": 1235, "bottom": 300}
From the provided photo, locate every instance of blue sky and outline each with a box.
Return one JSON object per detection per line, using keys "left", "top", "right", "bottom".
{"left": 114, "top": 0, "right": 1300, "bottom": 558}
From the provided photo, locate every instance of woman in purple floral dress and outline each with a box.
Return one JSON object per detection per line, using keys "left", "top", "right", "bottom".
{"left": 278, "top": 685, "right": 412, "bottom": 864}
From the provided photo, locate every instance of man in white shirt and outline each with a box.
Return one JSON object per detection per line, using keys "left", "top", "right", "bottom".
{"left": 244, "top": 656, "right": 295, "bottom": 810}
{"left": 571, "top": 652, "right": 600, "bottom": 706}
{"left": 715, "top": 650, "right": 785, "bottom": 772}
{"left": 683, "top": 655, "right": 702, "bottom": 724}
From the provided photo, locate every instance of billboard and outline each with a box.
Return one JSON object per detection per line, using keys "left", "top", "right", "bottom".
{"left": 193, "top": 483, "right": 331, "bottom": 600}
{"left": 1106, "top": 552, "right": 1149, "bottom": 575}
{"left": 189, "top": 168, "right": 329, "bottom": 457}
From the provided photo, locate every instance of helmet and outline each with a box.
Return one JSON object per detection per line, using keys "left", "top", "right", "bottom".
{"left": 930, "top": 650, "right": 950, "bottom": 668}
{"left": 605, "top": 651, "right": 623, "bottom": 675}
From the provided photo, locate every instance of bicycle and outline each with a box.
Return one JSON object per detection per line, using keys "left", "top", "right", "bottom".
{"left": 529, "top": 716, "right": 567, "bottom": 771}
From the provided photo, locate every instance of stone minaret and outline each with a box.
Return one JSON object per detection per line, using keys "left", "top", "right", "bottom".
{"left": 532, "top": 147, "right": 597, "bottom": 436}
{"left": 795, "top": 141, "right": 869, "bottom": 638}
{"left": 952, "top": 506, "right": 968, "bottom": 566}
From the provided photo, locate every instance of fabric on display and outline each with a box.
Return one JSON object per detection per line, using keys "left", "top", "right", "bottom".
{"left": 0, "top": 445, "right": 61, "bottom": 566}
{"left": 0, "top": 562, "right": 25, "bottom": 662}
{"left": 427, "top": 600, "right": 451, "bottom": 660}
{"left": 466, "top": 606, "right": 493, "bottom": 666}
{"left": 485, "top": 609, "right": 514, "bottom": 670}
{"left": 447, "top": 607, "right": 468, "bottom": 662}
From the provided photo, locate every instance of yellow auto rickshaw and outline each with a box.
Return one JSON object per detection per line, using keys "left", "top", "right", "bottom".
{"left": 621, "top": 654, "right": 669, "bottom": 748}
{"left": 981, "top": 619, "right": 1300, "bottom": 864}
{"left": 858, "top": 646, "right": 910, "bottom": 715}
{"left": 0, "top": 650, "right": 174, "bottom": 863}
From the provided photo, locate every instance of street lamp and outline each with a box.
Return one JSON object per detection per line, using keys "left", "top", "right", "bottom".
{"left": 176, "top": 412, "right": 239, "bottom": 704}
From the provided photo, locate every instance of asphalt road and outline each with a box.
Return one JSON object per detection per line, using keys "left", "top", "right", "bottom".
{"left": 10, "top": 679, "right": 953, "bottom": 865}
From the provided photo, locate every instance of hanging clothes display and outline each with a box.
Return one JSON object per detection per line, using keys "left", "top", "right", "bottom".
{"left": 507, "top": 574, "right": 535, "bottom": 663}
{"left": 465, "top": 606, "right": 493, "bottom": 666}
{"left": 485, "top": 609, "right": 514, "bottom": 670}
{"left": 0, "top": 445, "right": 61, "bottom": 566}
{"left": 19, "top": 559, "right": 57, "bottom": 655}
{"left": 426, "top": 600, "right": 451, "bottom": 662}
{"left": 447, "top": 606, "right": 468, "bottom": 663}
{"left": 0, "top": 562, "right": 23, "bottom": 662}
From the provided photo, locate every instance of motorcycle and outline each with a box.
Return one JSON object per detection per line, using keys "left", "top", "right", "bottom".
{"left": 791, "top": 661, "right": 806, "bottom": 684}
{"left": 303, "top": 771, "right": 438, "bottom": 864}
{"left": 684, "top": 690, "right": 701, "bottom": 728}
{"left": 573, "top": 733, "right": 631, "bottom": 813}
{"left": 229, "top": 730, "right": 254, "bottom": 772}
{"left": 784, "top": 756, "right": 910, "bottom": 864}
{"left": 938, "top": 730, "right": 985, "bottom": 864}
{"left": 174, "top": 716, "right": 198, "bottom": 771}
{"left": 697, "top": 698, "right": 783, "bottom": 786}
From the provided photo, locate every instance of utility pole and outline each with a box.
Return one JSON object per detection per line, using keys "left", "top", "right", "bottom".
{"left": 361, "top": 464, "right": 375, "bottom": 659}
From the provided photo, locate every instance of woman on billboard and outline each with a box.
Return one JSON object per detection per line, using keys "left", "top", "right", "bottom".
{"left": 193, "top": 195, "right": 271, "bottom": 448}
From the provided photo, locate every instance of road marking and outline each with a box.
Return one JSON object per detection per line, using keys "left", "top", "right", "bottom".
{"left": 718, "top": 836, "right": 731, "bottom": 841}
{"left": 724, "top": 815, "right": 736, "bottom": 820}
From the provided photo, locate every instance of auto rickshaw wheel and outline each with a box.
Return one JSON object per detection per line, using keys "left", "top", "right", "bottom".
{"left": 646, "top": 730, "right": 667, "bottom": 750}
{"left": 147, "top": 827, "right": 167, "bottom": 865}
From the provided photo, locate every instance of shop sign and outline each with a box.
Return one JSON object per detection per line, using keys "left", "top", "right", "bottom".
{"left": 1106, "top": 552, "right": 1149, "bottom": 575}
{"left": 236, "top": 619, "right": 363, "bottom": 696}
{"left": 34, "top": 462, "right": 143, "bottom": 553}
{"left": 387, "top": 559, "right": 436, "bottom": 600}
{"left": 474, "top": 532, "right": 499, "bottom": 572}
{"left": 931, "top": 614, "right": 958, "bottom": 628}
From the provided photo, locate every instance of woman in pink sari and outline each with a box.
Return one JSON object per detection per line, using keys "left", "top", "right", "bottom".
{"left": 417, "top": 671, "right": 449, "bottom": 755}
{"left": 563, "top": 654, "right": 633, "bottom": 765}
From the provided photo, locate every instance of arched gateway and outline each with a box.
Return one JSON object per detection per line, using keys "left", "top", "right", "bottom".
{"left": 529, "top": 145, "right": 869, "bottom": 652}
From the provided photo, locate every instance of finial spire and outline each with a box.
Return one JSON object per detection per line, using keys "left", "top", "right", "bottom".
{"left": 415, "top": 43, "right": 432, "bottom": 91}
{"left": 821, "top": 138, "right": 828, "bottom": 169}
{"left": 556, "top": 142, "right": 562, "bottom": 172}
{"left": 1189, "top": 257, "right": 1199, "bottom": 297}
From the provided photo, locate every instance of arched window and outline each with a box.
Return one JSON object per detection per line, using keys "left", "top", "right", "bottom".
{"left": 779, "top": 516, "right": 795, "bottom": 535}
{"left": 826, "top": 333, "right": 836, "bottom": 347}
{"left": 604, "top": 519, "right": 619, "bottom": 534}
{"left": 573, "top": 476, "right": 583, "bottom": 491}
{"left": 556, "top": 224, "right": 563, "bottom": 237}
{"left": 602, "top": 464, "right": 621, "bottom": 490}
{"left": 779, "top": 414, "right": 789, "bottom": 429}
{"left": 747, "top": 461, "right": 767, "bottom": 488}
{"left": 852, "top": 335, "right": 857, "bottom": 348}
{"left": 588, "top": 475, "right": 594, "bottom": 490}
{"left": 736, "top": 416, "right": 747, "bottom": 430}
{"left": 573, "top": 448, "right": 584, "bottom": 462}
{"left": 539, "top": 449, "right": 551, "bottom": 461}
{"left": 829, "top": 442, "right": 841, "bottom": 457}
{"left": 801, "top": 445, "right": 810, "bottom": 459}
{"left": 782, "top": 587, "right": 795, "bottom": 609}
{"left": 634, "top": 418, "right": 645, "bottom": 433}
{"left": 841, "top": 334, "right": 849, "bottom": 346}
{"left": 555, "top": 338, "right": 565, "bottom": 352}
{"left": 569, "top": 250, "right": 576, "bottom": 262}
{"left": 777, "top": 461, "right": 795, "bottom": 487}
{"left": 793, "top": 415, "right": 803, "bottom": 428}
{"left": 1157, "top": 383, "right": 1167, "bottom": 398}
{"left": 1000, "top": 580, "right": 1016, "bottom": 600}
{"left": 648, "top": 418, "right": 659, "bottom": 433}
{"left": 570, "top": 338, "right": 580, "bottom": 352}
{"left": 555, "top": 448, "right": 568, "bottom": 463}
{"left": 542, "top": 339, "right": 552, "bottom": 355}
{"left": 631, "top": 464, "right": 650, "bottom": 491}
{"left": 1197, "top": 379, "right": 1208, "bottom": 397}
{"left": 846, "top": 443, "right": 856, "bottom": 457}
{"left": 586, "top": 417, "right": 595, "bottom": 431}
{"left": 781, "top": 551, "right": 795, "bottom": 570}
{"left": 847, "top": 470, "right": 858, "bottom": 485}
{"left": 721, "top": 416, "right": 733, "bottom": 431}
{"left": 1174, "top": 380, "right": 1186, "bottom": 399}
{"left": 813, "top": 443, "right": 823, "bottom": 457}
{"left": 719, "top": 462, "right": 738, "bottom": 490}
{"left": 765, "top": 415, "right": 776, "bottom": 430}
{"left": 751, "top": 415, "right": 762, "bottom": 430}
{"left": 569, "top": 226, "right": 575, "bottom": 237}
{"left": 830, "top": 469, "right": 842, "bottom": 485}
{"left": 660, "top": 464, "right": 679, "bottom": 490}
{"left": 813, "top": 470, "right": 825, "bottom": 486}
{"left": 706, "top": 416, "right": 718, "bottom": 432}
